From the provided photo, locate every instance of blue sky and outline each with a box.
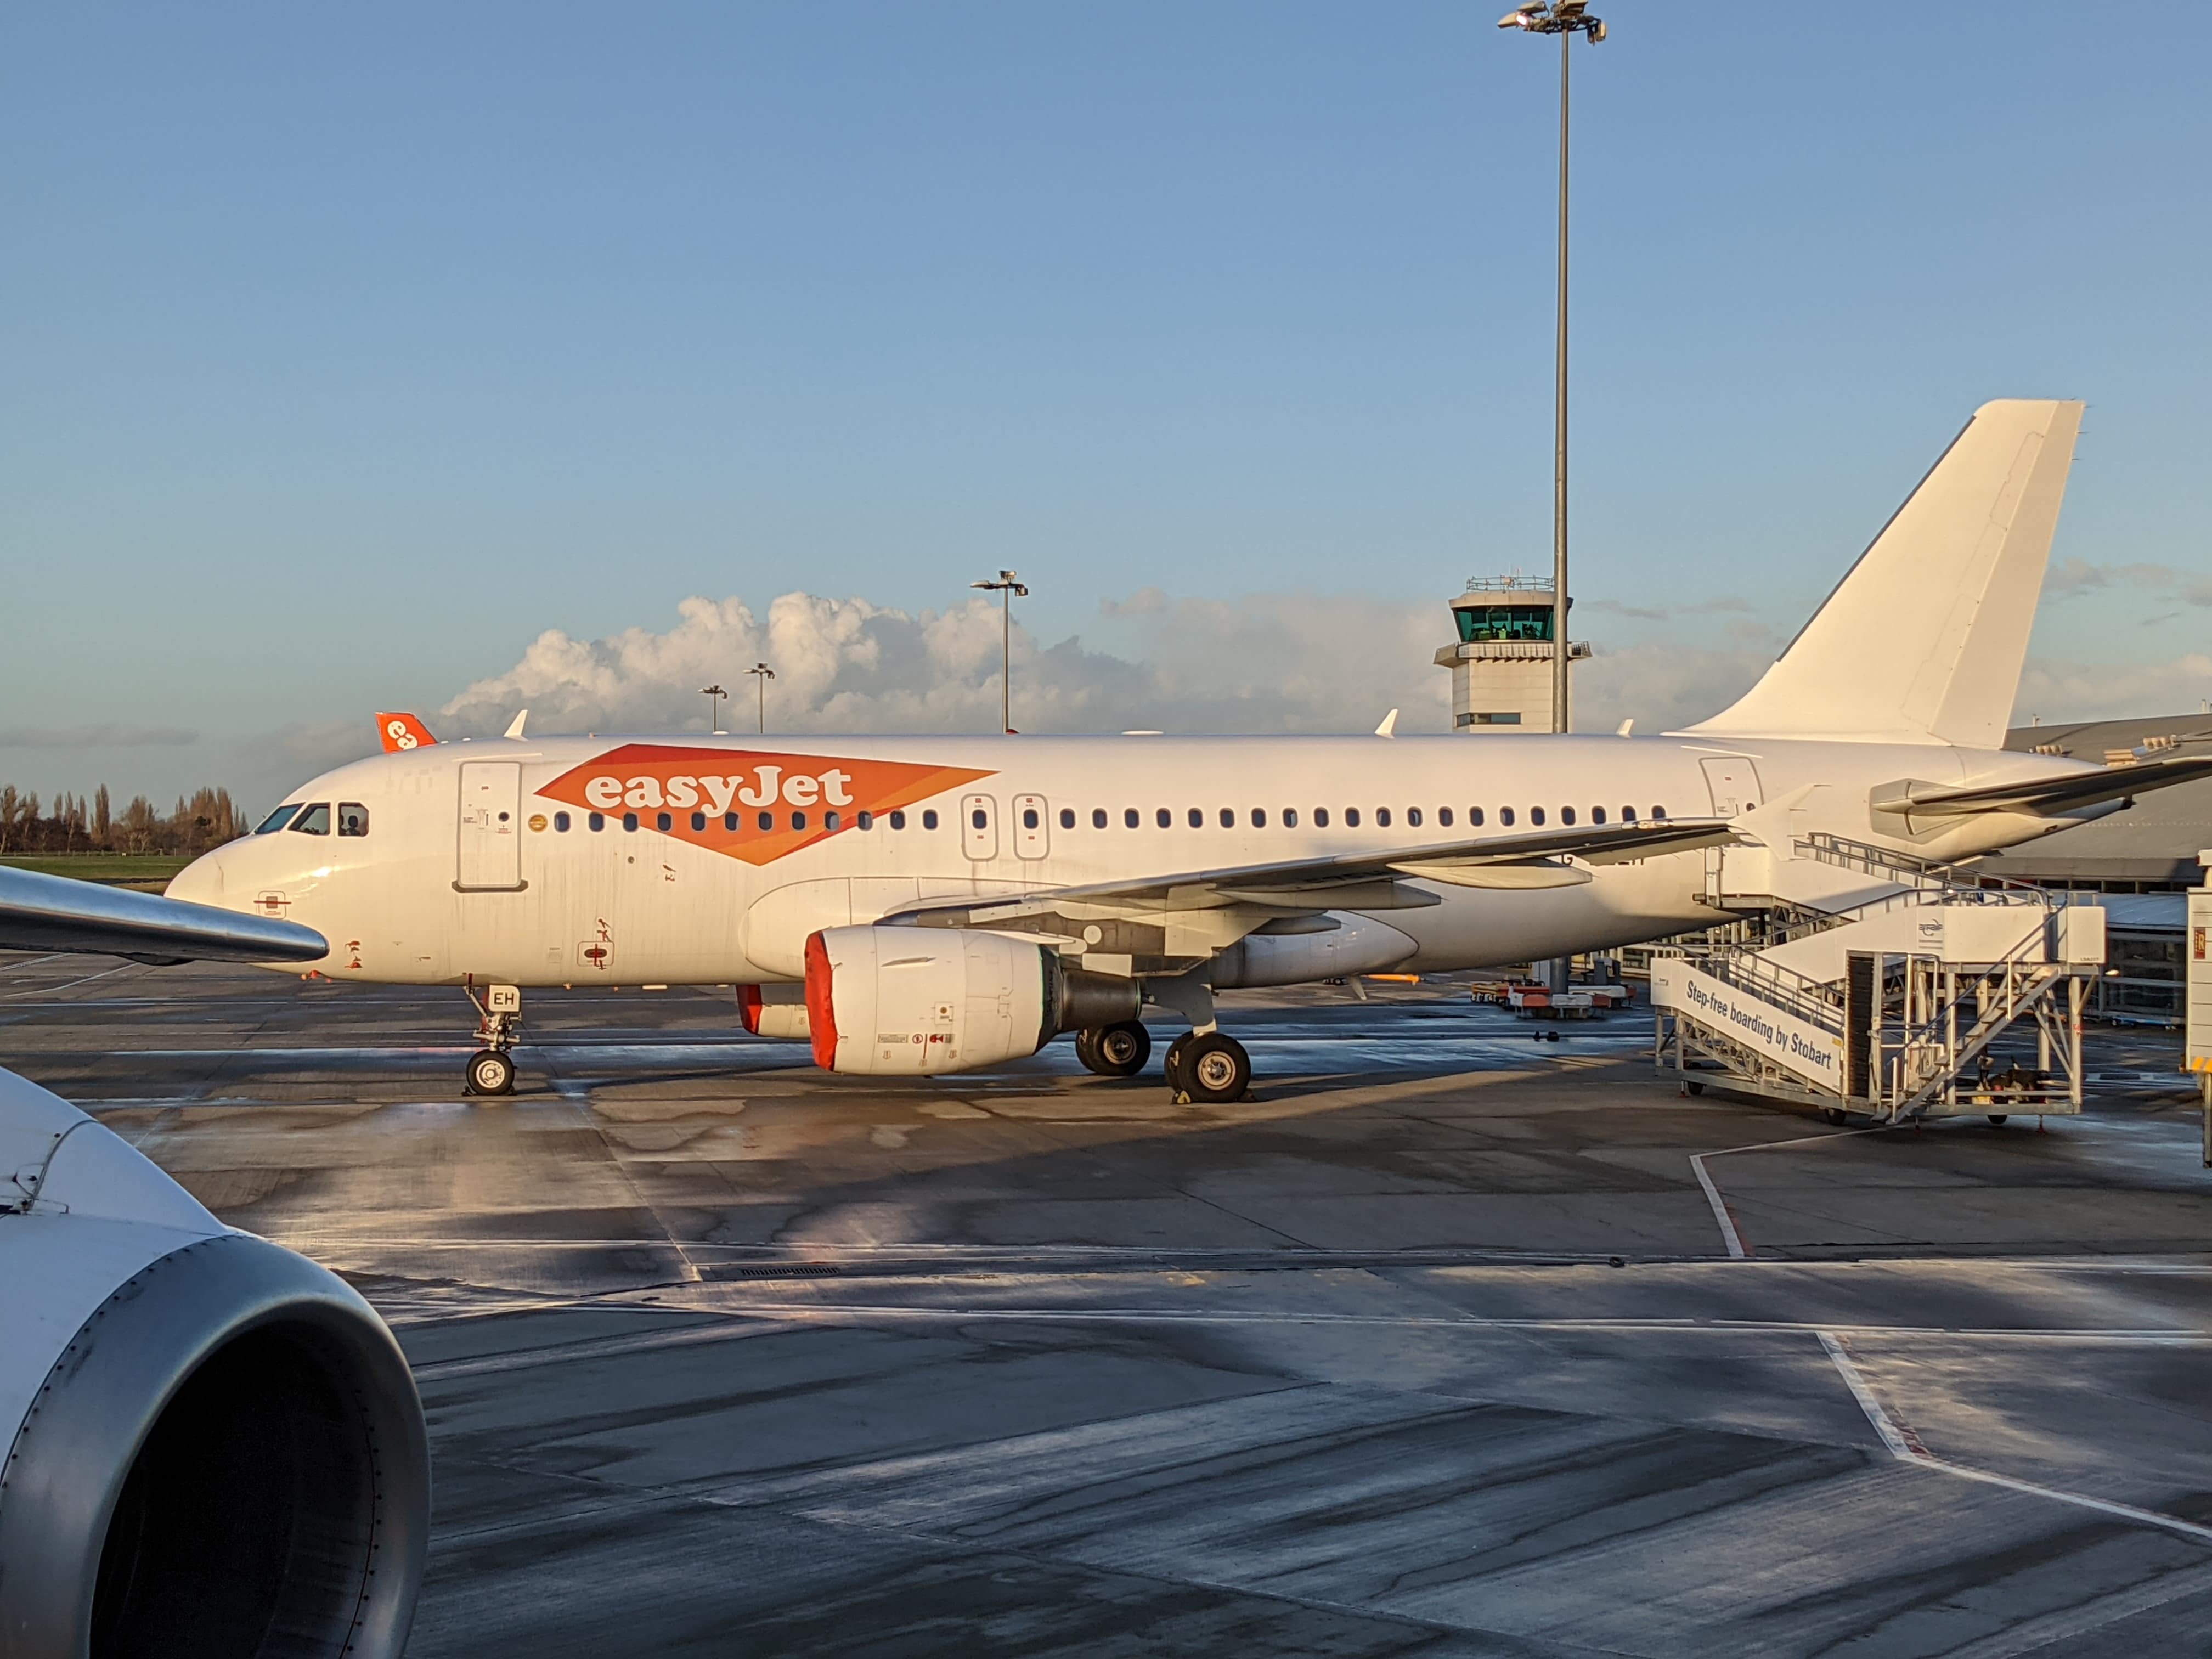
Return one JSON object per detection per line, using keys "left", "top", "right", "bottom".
{"left": 3, "top": 3, "right": 2207, "bottom": 805}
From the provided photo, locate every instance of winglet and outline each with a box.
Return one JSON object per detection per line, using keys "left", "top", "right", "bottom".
{"left": 504, "top": 709, "right": 529, "bottom": 740}
{"left": 1374, "top": 709, "right": 1399, "bottom": 738}
{"left": 376, "top": 713, "right": 437, "bottom": 753}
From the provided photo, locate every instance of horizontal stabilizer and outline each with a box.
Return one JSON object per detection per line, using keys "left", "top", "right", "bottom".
{"left": 1872, "top": 753, "right": 2212, "bottom": 821}
{"left": 1684, "top": 399, "right": 2084, "bottom": 748}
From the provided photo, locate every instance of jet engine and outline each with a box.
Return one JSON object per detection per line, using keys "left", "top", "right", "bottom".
{"left": 804, "top": 926, "right": 1138, "bottom": 1075}
{"left": 0, "top": 1065, "right": 428, "bottom": 1659}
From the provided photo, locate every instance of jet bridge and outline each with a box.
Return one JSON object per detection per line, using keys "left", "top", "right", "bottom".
{"left": 1652, "top": 834, "right": 2106, "bottom": 1122}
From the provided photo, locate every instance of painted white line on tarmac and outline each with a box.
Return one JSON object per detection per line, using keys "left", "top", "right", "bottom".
{"left": 1820, "top": 1328, "right": 2212, "bottom": 1548}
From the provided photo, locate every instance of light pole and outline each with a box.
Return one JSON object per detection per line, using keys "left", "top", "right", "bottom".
{"left": 701, "top": 684, "right": 727, "bottom": 735}
{"left": 970, "top": 569, "right": 1028, "bottom": 734}
{"left": 743, "top": 662, "right": 775, "bottom": 735}
{"left": 1499, "top": 0, "right": 1604, "bottom": 735}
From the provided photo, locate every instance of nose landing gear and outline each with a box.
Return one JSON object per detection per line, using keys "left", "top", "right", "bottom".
{"left": 463, "top": 980, "right": 522, "bottom": 1096}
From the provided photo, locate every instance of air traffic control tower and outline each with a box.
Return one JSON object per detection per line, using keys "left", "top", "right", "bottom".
{"left": 1432, "top": 576, "right": 1591, "bottom": 732}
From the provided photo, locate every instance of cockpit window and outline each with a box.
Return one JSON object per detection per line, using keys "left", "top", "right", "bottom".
{"left": 256, "top": 804, "right": 302, "bottom": 834}
{"left": 289, "top": 803, "right": 332, "bottom": 836}
{"left": 337, "top": 802, "right": 369, "bottom": 837}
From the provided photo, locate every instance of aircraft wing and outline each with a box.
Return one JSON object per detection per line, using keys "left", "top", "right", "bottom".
{"left": 1872, "top": 754, "right": 2212, "bottom": 820}
{"left": 887, "top": 818, "right": 1736, "bottom": 935}
{"left": 0, "top": 865, "right": 328, "bottom": 966}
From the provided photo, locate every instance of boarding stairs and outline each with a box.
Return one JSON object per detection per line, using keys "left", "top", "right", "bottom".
{"left": 1652, "top": 835, "right": 2106, "bottom": 1122}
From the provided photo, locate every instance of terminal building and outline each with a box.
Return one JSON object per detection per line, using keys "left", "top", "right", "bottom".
{"left": 1433, "top": 577, "right": 1591, "bottom": 732}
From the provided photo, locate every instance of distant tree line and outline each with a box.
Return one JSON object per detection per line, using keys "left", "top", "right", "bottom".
{"left": 0, "top": 785, "right": 245, "bottom": 856}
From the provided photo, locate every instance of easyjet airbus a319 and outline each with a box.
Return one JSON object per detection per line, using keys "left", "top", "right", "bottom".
{"left": 168, "top": 402, "right": 2208, "bottom": 1099}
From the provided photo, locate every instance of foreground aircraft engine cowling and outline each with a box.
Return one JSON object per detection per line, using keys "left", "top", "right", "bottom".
{"left": 805, "top": 925, "right": 1138, "bottom": 1075}
{"left": 0, "top": 1067, "right": 428, "bottom": 1659}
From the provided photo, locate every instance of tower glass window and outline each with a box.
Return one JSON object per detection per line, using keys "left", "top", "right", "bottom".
{"left": 1453, "top": 603, "right": 1554, "bottom": 644}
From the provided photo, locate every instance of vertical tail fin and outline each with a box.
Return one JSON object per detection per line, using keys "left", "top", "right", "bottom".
{"left": 1682, "top": 398, "right": 2084, "bottom": 748}
{"left": 376, "top": 713, "right": 438, "bottom": 753}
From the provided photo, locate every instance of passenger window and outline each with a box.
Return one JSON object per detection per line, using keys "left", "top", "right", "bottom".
{"left": 1376, "top": 808, "right": 1392, "bottom": 828}
{"left": 1059, "top": 808, "right": 1074, "bottom": 830}
{"left": 1251, "top": 808, "right": 1266, "bottom": 828}
{"left": 289, "top": 803, "right": 331, "bottom": 835}
{"left": 1187, "top": 808, "right": 1203, "bottom": 829}
{"left": 1407, "top": 807, "right": 1422, "bottom": 828}
{"left": 1026, "top": 809, "right": 1042, "bottom": 830}
{"left": 1469, "top": 807, "right": 1483, "bottom": 826}
{"left": 1531, "top": 807, "right": 1547, "bottom": 826}
{"left": 1345, "top": 808, "right": 1361, "bottom": 828}
{"left": 589, "top": 812, "right": 605, "bottom": 832}
{"left": 1621, "top": 805, "right": 1636, "bottom": 822}
{"left": 1124, "top": 808, "right": 1139, "bottom": 828}
{"left": 1093, "top": 808, "right": 1108, "bottom": 829}
{"left": 1156, "top": 808, "right": 1171, "bottom": 828}
{"left": 725, "top": 812, "right": 740, "bottom": 831}
{"left": 825, "top": 811, "right": 840, "bottom": 831}
{"left": 923, "top": 810, "right": 939, "bottom": 830}
{"left": 657, "top": 811, "right": 673, "bottom": 832}
{"left": 1218, "top": 808, "right": 1234, "bottom": 829}
{"left": 1283, "top": 808, "right": 1299, "bottom": 828}
{"left": 1652, "top": 806, "right": 1668, "bottom": 820}
{"left": 256, "top": 804, "right": 302, "bottom": 834}
{"left": 1438, "top": 807, "right": 1453, "bottom": 828}
{"left": 973, "top": 808, "right": 989, "bottom": 830}
{"left": 690, "top": 811, "right": 706, "bottom": 832}
{"left": 1561, "top": 806, "right": 1576, "bottom": 826}
{"left": 337, "top": 802, "right": 369, "bottom": 837}
{"left": 1592, "top": 806, "right": 1606, "bottom": 825}
{"left": 624, "top": 813, "right": 639, "bottom": 832}
{"left": 857, "top": 811, "right": 873, "bottom": 830}
{"left": 554, "top": 811, "right": 571, "bottom": 832}
{"left": 1314, "top": 808, "right": 1330, "bottom": 828}
{"left": 1500, "top": 807, "right": 1515, "bottom": 827}
{"left": 792, "top": 811, "right": 808, "bottom": 831}
{"left": 757, "top": 811, "right": 774, "bottom": 832}
{"left": 889, "top": 810, "right": 907, "bottom": 830}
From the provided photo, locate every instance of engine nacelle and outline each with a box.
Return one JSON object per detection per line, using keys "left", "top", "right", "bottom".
{"left": 0, "top": 1066, "right": 429, "bottom": 1659}
{"left": 737, "top": 981, "right": 810, "bottom": 1040}
{"left": 804, "top": 926, "right": 1138, "bottom": 1075}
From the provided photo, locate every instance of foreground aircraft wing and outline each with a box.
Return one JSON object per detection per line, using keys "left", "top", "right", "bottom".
{"left": 888, "top": 819, "right": 1737, "bottom": 932}
{"left": 0, "top": 865, "right": 328, "bottom": 965}
{"left": 1872, "top": 754, "right": 2212, "bottom": 821}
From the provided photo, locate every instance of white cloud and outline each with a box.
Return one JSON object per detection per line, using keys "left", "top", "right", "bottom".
{"left": 2014, "top": 653, "right": 2212, "bottom": 725}
{"left": 435, "top": 587, "right": 1778, "bottom": 742}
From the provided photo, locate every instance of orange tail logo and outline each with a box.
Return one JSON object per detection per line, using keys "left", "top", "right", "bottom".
{"left": 376, "top": 713, "right": 438, "bottom": 753}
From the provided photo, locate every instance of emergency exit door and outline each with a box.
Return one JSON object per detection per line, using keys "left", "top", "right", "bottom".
{"left": 457, "top": 761, "right": 525, "bottom": 890}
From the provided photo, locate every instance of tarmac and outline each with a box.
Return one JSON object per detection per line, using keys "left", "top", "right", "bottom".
{"left": 5, "top": 951, "right": 2212, "bottom": 1657}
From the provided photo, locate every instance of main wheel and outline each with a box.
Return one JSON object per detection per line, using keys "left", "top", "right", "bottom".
{"left": 1177, "top": 1033, "right": 1251, "bottom": 1104}
{"left": 1084, "top": 1020, "right": 1151, "bottom": 1077}
{"left": 467, "top": 1048, "right": 516, "bottom": 1097}
{"left": 1987, "top": 1114, "right": 2010, "bottom": 1126}
{"left": 1824, "top": 1107, "right": 1848, "bottom": 1126}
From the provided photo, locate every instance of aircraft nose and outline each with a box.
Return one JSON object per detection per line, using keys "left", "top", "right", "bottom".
{"left": 166, "top": 848, "right": 227, "bottom": 905}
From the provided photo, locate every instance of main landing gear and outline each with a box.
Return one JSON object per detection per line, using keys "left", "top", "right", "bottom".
{"left": 1164, "top": 1030, "right": 1251, "bottom": 1104}
{"left": 463, "top": 980, "right": 522, "bottom": 1097}
{"left": 1075, "top": 1020, "right": 1152, "bottom": 1077}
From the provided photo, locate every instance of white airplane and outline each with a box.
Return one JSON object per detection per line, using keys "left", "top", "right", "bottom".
{"left": 167, "top": 399, "right": 2209, "bottom": 1100}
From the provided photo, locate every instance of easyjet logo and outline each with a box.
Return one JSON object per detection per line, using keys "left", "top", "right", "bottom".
{"left": 539, "top": 744, "right": 994, "bottom": 867}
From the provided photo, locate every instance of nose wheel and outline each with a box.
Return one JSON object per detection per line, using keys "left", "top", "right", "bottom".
{"left": 467, "top": 1048, "right": 517, "bottom": 1097}
{"left": 1075, "top": 1020, "right": 1153, "bottom": 1077}
{"left": 1164, "top": 1031, "right": 1251, "bottom": 1104}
